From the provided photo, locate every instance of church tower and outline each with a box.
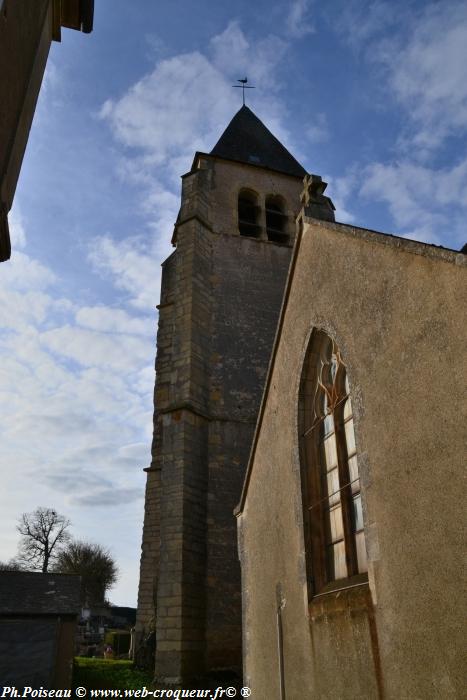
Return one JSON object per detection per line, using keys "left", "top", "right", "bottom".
{"left": 136, "top": 106, "right": 329, "bottom": 683}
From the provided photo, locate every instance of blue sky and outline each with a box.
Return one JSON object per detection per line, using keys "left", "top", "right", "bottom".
{"left": 1, "top": 0, "right": 466, "bottom": 605}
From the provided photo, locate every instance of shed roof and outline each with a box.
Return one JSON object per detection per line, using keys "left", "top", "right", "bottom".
{"left": 0, "top": 572, "right": 81, "bottom": 616}
{"left": 210, "top": 105, "right": 307, "bottom": 178}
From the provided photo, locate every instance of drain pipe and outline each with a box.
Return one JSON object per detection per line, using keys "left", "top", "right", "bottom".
{"left": 276, "top": 583, "right": 286, "bottom": 700}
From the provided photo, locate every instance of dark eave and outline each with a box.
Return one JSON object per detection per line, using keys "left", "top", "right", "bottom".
{"left": 188, "top": 151, "right": 306, "bottom": 181}
{"left": 59, "top": 0, "right": 94, "bottom": 35}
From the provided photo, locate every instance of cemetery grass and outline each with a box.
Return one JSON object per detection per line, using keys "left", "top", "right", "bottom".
{"left": 73, "top": 658, "right": 153, "bottom": 690}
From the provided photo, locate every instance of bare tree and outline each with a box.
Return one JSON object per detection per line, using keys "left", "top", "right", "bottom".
{"left": 0, "top": 559, "right": 23, "bottom": 571}
{"left": 54, "top": 540, "right": 118, "bottom": 606}
{"left": 17, "top": 507, "right": 71, "bottom": 572}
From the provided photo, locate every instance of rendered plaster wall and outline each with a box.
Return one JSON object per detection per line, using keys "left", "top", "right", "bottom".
{"left": 136, "top": 156, "right": 304, "bottom": 681}
{"left": 239, "top": 218, "right": 466, "bottom": 699}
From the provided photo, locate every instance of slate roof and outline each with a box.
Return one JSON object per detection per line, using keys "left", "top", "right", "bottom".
{"left": 210, "top": 105, "right": 307, "bottom": 178}
{"left": 0, "top": 572, "right": 81, "bottom": 616}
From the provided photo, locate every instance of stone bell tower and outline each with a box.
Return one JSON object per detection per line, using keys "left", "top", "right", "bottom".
{"left": 136, "top": 106, "right": 316, "bottom": 683}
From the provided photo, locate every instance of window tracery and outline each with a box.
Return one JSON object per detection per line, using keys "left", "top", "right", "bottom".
{"left": 299, "top": 329, "right": 367, "bottom": 595}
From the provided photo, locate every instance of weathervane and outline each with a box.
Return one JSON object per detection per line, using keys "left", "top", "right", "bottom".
{"left": 232, "top": 77, "right": 255, "bottom": 106}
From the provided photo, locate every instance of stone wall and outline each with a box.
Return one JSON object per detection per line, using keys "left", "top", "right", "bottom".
{"left": 204, "top": 231, "right": 293, "bottom": 670}
{"left": 136, "top": 156, "right": 304, "bottom": 682}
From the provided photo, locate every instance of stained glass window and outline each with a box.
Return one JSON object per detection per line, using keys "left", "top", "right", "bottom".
{"left": 299, "top": 329, "right": 367, "bottom": 594}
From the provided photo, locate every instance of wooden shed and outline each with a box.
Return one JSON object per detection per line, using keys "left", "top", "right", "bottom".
{"left": 0, "top": 571, "right": 81, "bottom": 688}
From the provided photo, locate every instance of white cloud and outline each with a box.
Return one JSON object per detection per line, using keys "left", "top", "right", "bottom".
{"left": 133, "top": 365, "right": 155, "bottom": 396}
{"left": 94, "top": 20, "right": 301, "bottom": 320}
{"left": 306, "top": 112, "right": 329, "bottom": 144}
{"left": 40, "top": 325, "right": 152, "bottom": 371}
{"left": 45, "top": 469, "right": 143, "bottom": 507}
{"left": 388, "top": 3, "right": 467, "bottom": 152}
{"left": 325, "top": 155, "right": 467, "bottom": 248}
{"left": 41, "top": 58, "right": 60, "bottom": 98}
{"left": 210, "top": 21, "right": 288, "bottom": 89}
{"left": 99, "top": 52, "right": 232, "bottom": 171}
{"left": 329, "top": 1, "right": 467, "bottom": 245}
{"left": 0, "top": 290, "right": 51, "bottom": 331}
{"left": 359, "top": 158, "right": 467, "bottom": 246}
{"left": 8, "top": 206, "right": 27, "bottom": 249}
{"left": 336, "top": 1, "right": 467, "bottom": 155}
{"left": 285, "top": 0, "right": 315, "bottom": 39}
{"left": 209, "top": 21, "right": 250, "bottom": 76}
{"left": 1, "top": 17, "right": 311, "bottom": 603}
{"left": 144, "top": 33, "right": 170, "bottom": 61}
{"left": 335, "top": 0, "right": 400, "bottom": 47}
{"left": 100, "top": 21, "right": 296, "bottom": 177}
{"left": 327, "top": 169, "right": 357, "bottom": 224}
{"left": 88, "top": 235, "right": 169, "bottom": 311}
{"left": 0, "top": 250, "right": 56, "bottom": 292}
{"left": 76, "top": 305, "right": 154, "bottom": 336}
{"left": 361, "top": 162, "right": 430, "bottom": 229}
{"left": 0, "top": 215, "right": 153, "bottom": 587}
{"left": 117, "top": 442, "right": 149, "bottom": 464}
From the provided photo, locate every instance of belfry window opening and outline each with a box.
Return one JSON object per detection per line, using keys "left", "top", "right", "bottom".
{"left": 266, "top": 195, "right": 288, "bottom": 244}
{"left": 299, "top": 329, "right": 367, "bottom": 595}
{"left": 238, "top": 190, "right": 261, "bottom": 238}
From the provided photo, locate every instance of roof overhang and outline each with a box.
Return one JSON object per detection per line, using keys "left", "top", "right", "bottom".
{"left": 0, "top": 206, "right": 11, "bottom": 263}
{"left": 188, "top": 151, "right": 306, "bottom": 181}
{"left": 53, "top": 0, "right": 94, "bottom": 41}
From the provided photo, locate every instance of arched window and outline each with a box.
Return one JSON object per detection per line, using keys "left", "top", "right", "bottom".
{"left": 265, "top": 195, "right": 288, "bottom": 244}
{"left": 299, "top": 329, "right": 367, "bottom": 595}
{"left": 238, "top": 190, "right": 261, "bottom": 238}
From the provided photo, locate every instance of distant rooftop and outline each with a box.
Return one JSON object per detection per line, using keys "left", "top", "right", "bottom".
{"left": 210, "top": 105, "right": 307, "bottom": 179}
{"left": 0, "top": 572, "right": 81, "bottom": 616}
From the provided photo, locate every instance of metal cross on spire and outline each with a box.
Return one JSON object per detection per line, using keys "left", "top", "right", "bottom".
{"left": 232, "top": 77, "right": 256, "bottom": 106}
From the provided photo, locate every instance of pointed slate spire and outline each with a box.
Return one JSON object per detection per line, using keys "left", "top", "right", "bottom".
{"left": 210, "top": 105, "right": 307, "bottom": 178}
